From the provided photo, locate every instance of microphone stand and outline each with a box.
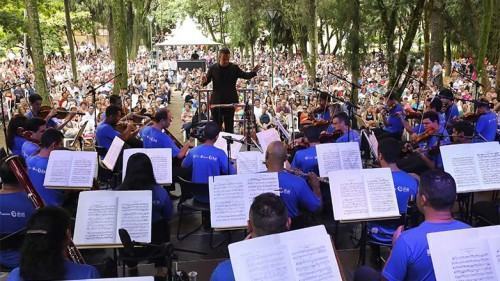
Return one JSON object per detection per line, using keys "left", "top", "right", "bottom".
{"left": 87, "top": 73, "right": 122, "bottom": 131}
{"left": 453, "top": 69, "right": 483, "bottom": 111}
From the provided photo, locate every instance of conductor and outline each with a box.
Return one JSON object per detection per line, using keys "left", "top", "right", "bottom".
{"left": 201, "top": 47, "right": 261, "bottom": 133}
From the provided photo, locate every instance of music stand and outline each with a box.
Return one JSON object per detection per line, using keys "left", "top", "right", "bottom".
{"left": 70, "top": 120, "right": 88, "bottom": 150}
{"left": 196, "top": 89, "right": 213, "bottom": 122}
{"left": 239, "top": 88, "right": 255, "bottom": 151}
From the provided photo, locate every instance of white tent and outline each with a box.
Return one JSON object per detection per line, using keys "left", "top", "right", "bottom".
{"left": 156, "top": 18, "right": 220, "bottom": 46}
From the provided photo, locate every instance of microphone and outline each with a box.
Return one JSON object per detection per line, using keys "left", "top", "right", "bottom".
{"left": 222, "top": 135, "right": 245, "bottom": 144}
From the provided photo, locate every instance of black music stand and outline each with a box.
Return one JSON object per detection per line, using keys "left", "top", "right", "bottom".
{"left": 196, "top": 89, "right": 213, "bottom": 122}
{"left": 239, "top": 88, "right": 254, "bottom": 151}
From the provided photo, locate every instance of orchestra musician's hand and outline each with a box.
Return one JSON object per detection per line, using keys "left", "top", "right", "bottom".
{"left": 392, "top": 225, "right": 404, "bottom": 246}
{"left": 306, "top": 172, "right": 321, "bottom": 198}
{"left": 252, "top": 64, "right": 262, "bottom": 73}
{"left": 47, "top": 108, "right": 58, "bottom": 119}
{"left": 201, "top": 74, "right": 207, "bottom": 85}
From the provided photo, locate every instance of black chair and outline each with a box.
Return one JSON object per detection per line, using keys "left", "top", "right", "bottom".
{"left": 95, "top": 146, "right": 121, "bottom": 189}
{"left": 176, "top": 177, "right": 229, "bottom": 248}
{"left": 472, "top": 191, "right": 499, "bottom": 226}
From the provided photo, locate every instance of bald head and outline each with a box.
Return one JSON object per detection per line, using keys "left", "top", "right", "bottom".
{"left": 265, "top": 141, "right": 287, "bottom": 166}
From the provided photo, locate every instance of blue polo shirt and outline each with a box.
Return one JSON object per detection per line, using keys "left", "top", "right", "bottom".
{"left": 21, "top": 141, "right": 39, "bottom": 160}
{"left": 336, "top": 130, "right": 361, "bottom": 144}
{"left": 7, "top": 260, "right": 100, "bottom": 281}
{"left": 10, "top": 136, "right": 27, "bottom": 156}
{"left": 0, "top": 192, "right": 35, "bottom": 269}
{"left": 474, "top": 111, "right": 497, "bottom": 142}
{"left": 152, "top": 185, "right": 173, "bottom": 222}
{"left": 26, "top": 155, "right": 63, "bottom": 206}
{"left": 383, "top": 220, "right": 470, "bottom": 281}
{"left": 211, "top": 259, "right": 235, "bottom": 281}
{"left": 181, "top": 144, "right": 236, "bottom": 202}
{"left": 140, "top": 126, "right": 180, "bottom": 157}
{"left": 291, "top": 146, "right": 318, "bottom": 174}
{"left": 278, "top": 171, "right": 321, "bottom": 218}
{"left": 96, "top": 122, "right": 120, "bottom": 150}
{"left": 383, "top": 104, "right": 404, "bottom": 134}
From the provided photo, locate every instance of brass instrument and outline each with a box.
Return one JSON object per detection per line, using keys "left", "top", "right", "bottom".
{"left": 5, "top": 155, "right": 86, "bottom": 264}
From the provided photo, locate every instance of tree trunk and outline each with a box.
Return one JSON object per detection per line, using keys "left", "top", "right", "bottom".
{"left": 423, "top": 0, "right": 430, "bottom": 86}
{"left": 92, "top": 22, "right": 98, "bottom": 54}
{"left": 129, "top": 13, "right": 142, "bottom": 59}
{"left": 497, "top": 56, "right": 500, "bottom": 101}
{"left": 64, "top": 0, "right": 77, "bottom": 82}
{"left": 108, "top": 9, "right": 114, "bottom": 58}
{"left": 475, "top": 0, "right": 494, "bottom": 89}
{"left": 112, "top": 0, "right": 128, "bottom": 94}
{"left": 349, "top": 0, "right": 360, "bottom": 108}
{"left": 307, "top": 0, "right": 318, "bottom": 85}
{"left": 250, "top": 43, "right": 255, "bottom": 67}
{"left": 376, "top": 0, "right": 399, "bottom": 87}
{"left": 429, "top": 0, "right": 444, "bottom": 88}
{"left": 326, "top": 25, "right": 331, "bottom": 53}
{"left": 126, "top": 0, "right": 133, "bottom": 54}
{"left": 445, "top": 32, "right": 452, "bottom": 76}
{"left": 24, "top": 0, "right": 49, "bottom": 104}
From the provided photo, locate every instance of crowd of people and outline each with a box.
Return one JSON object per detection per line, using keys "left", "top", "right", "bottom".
{"left": 0, "top": 39, "right": 499, "bottom": 281}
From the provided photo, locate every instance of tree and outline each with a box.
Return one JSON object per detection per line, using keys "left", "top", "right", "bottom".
{"left": 64, "top": 0, "right": 78, "bottom": 82}
{"left": 24, "top": 0, "right": 49, "bottom": 104}
{"left": 349, "top": 0, "right": 361, "bottom": 107}
{"left": 429, "top": 0, "right": 444, "bottom": 88}
{"left": 475, "top": 0, "right": 494, "bottom": 89}
{"left": 111, "top": 0, "right": 127, "bottom": 94}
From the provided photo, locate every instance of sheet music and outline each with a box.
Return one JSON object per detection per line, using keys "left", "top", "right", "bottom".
{"left": 102, "top": 137, "right": 125, "bottom": 170}
{"left": 256, "top": 128, "right": 281, "bottom": 153}
{"left": 316, "top": 142, "right": 362, "bottom": 177}
{"left": 70, "top": 278, "right": 154, "bottom": 281}
{"left": 440, "top": 142, "right": 500, "bottom": 193}
{"left": 229, "top": 225, "right": 342, "bottom": 281}
{"left": 214, "top": 132, "right": 244, "bottom": 159}
{"left": 209, "top": 173, "right": 279, "bottom": 228}
{"left": 122, "top": 148, "right": 172, "bottom": 184}
{"left": 428, "top": 225, "right": 500, "bottom": 281}
{"left": 44, "top": 151, "right": 97, "bottom": 188}
{"left": 237, "top": 151, "right": 267, "bottom": 174}
{"left": 73, "top": 191, "right": 152, "bottom": 246}
{"left": 329, "top": 168, "right": 399, "bottom": 221}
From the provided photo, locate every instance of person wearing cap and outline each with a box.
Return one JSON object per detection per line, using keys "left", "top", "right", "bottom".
{"left": 473, "top": 98, "right": 497, "bottom": 142}
{"left": 439, "top": 88, "right": 459, "bottom": 129}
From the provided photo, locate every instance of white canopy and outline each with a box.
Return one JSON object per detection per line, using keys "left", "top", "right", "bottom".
{"left": 156, "top": 18, "right": 221, "bottom": 46}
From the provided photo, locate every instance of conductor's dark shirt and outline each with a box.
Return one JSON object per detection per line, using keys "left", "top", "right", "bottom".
{"left": 203, "top": 63, "right": 256, "bottom": 104}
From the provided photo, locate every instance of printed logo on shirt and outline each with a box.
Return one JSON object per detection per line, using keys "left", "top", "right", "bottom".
{"left": 29, "top": 166, "right": 46, "bottom": 174}
{"left": 8, "top": 211, "right": 26, "bottom": 218}
{"left": 143, "top": 135, "right": 158, "bottom": 143}
{"left": 304, "top": 156, "right": 317, "bottom": 160}
{"left": 193, "top": 154, "right": 218, "bottom": 161}
{"left": 396, "top": 185, "right": 411, "bottom": 193}
{"left": 280, "top": 187, "right": 291, "bottom": 195}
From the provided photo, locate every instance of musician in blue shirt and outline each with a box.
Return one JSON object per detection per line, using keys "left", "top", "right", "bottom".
{"left": 381, "top": 170, "right": 470, "bottom": 281}
{"left": 291, "top": 126, "right": 320, "bottom": 174}
{"left": 312, "top": 93, "right": 331, "bottom": 121}
{"left": 26, "top": 129, "right": 65, "bottom": 206}
{"left": 7, "top": 207, "right": 100, "bottom": 281}
{"left": 379, "top": 96, "right": 404, "bottom": 139}
{"left": 6, "top": 115, "right": 28, "bottom": 156}
{"left": 0, "top": 159, "right": 35, "bottom": 269}
{"left": 96, "top": 105, "right": 137, "bottom": 151}
{"left": 473, "top": 99, "right": 497, "bottom": 142}
{"left": 181, "top": 121, "right": 235, "bottom": 202}
{"left": 266, "top": 141, "right": 321, "bottom": 219}
{"left": 24, "top": 94, "right": 57, "bottom": 128}
{"left": 211, "top": 193, "right": 291, "bottom": 281}
{"left": 21, "top": 118, "right": 46, "bottom": 160}
{"left": 439, "top": 88, "right": 460, "bottom": 128}
{"left": 331, "top": 112, "right": 361, "bottom": 144}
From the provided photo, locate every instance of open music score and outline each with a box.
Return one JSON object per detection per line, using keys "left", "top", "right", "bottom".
{"left": 428, "top": 225, "right": 500, "bottom": 281}
{"left": 256, "top": 128, "right": 281, "bottom": 154}
{"left": 73, "top": 190, "right": 152, "bottom": 248}
{"left": 102, "top": 136, "right": 125, "bottom": 170}
{"left": 44, "top": 151, "right": 97, "bottom": 190}
{"left": 316, "top": 142, "right": 363, "bottom": 177}
{"left": 229, "top": 225, "right": 343, "bottom": 281}
{"left": 214, "top": 132, "right": 245, "bottom": 159}
{"left": 236, "top": 151, "right": 267, "bottom": 175}
{"left": 122, "top": 148, "right": 173, "bottom": 185}
{"left": 329, "top": 168, "right": 400, "bottom": 222}
{"left": 440, "top": 142, "right": 500, "bottom": 193}
{"left": 209, "top": 173, "right": 279, "bottom": 229}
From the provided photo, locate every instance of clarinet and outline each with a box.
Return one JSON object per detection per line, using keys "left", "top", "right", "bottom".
{"left": 5, "top": 155, "right": 86, "bottom": 264}
{"left": 284, "top": 167, "right": 329, "bottom": 184}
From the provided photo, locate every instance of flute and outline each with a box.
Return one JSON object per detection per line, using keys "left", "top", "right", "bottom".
{"left": 283, "top": 167, "right": 329, "bottom": 184}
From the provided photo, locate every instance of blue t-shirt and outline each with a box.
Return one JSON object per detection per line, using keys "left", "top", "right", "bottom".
{"left": 152, "top": 185, "right": 173, "bottom": 222}
{"left": 211, "top": 259, "right": 235, "bottom": 281}
{"left": 96, "top": 122, "right": 120, "bottom": 150}
{"left": 27, "top": 155, "right": 63, "bottom": 206}
{"left": 444, "top": 104, "right": 460, "bottom": 123}
{"left": 181, "top": 144, "right": 236, "bottom": 202}
{"left": 278, "top": 171, "right": 321, "bottom": 218}
{"left": 383, "top": 220, "right": 470, "bottom": 281}
{"left": 291, "top": 147, "right": 318, "bottom": 174}
{"left": 384, "top": 104, "right": 404, "bottom": 134}
{"left": 0, "top": 192, "right": 35, "bottom": 268}
{"left": 11, "top": 136, "right": 27, "bottom": 156}
{"left": 140, "top": 126, "right": 181, "bottom": 157}
{"left": 336, "top": 130, "right": 361, "bottom": 144}
{"left": 368, "top": 171, "right": 418, "bottom": 244}
{"left": 7, "top": 260, "right": 100, "bottom": 281}
{"left": 21, "top": 141, "right": 39, "bottom": 160}
{"left": 474, "top": 111, "right": 497, "bottom": 142}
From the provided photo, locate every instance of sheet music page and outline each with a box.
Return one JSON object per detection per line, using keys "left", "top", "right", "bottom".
{"left": 44, "top": 150, "right": 73, "bottom": 187}
{"left": 363, "top": 168, "right": 399, "bottom": 218}
{"left": 116, "top": 191, "right": 152, "bottom": 243}
{"left": 329, "top": 170, "right": 369, "bottom": 221}
{"left": 70, "top": 277, "right": 154, "bottom": 281}
{"left": 316, "top": 143, "right": 341, "bottom": 177}
{"left": 214, "top": 132, "right": 244, "bottom": 159}
{"left": 338, "top": 142, "right": 363, "bottom": 170}
{"left": 209, "top": 173, "right": 279, "bottom": 228}
{"left": 256, "top": 128, "right": 281, "bottom": 153}
{"left": 474, "top": 142, "right": 500, "bottom": 191}
{"left": 122, "top": 148, "right": 172, "bottom": 184}
{"left": 73, "top": 191, "right": 118, "bottom": 245}
{"left": 237, "top": 151, "right": 266, "bottom": 174}
{"left": 229, "top": 225, "right": 341, "bottom": 281}
{"left": 428, "top": 226, "right": 500, "bottom": 281}
{"left": 102, "top": 137, "right": 125, "bottom": 170}
{"left": 69, "top": 151, "right": 97, "bottom": 187}
{"left": 367, "top": 132, "right": 379, "bottom": 158}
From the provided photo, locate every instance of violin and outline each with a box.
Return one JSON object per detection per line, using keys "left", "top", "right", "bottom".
{"left": 411, "top": 127, "right": 437, "bottom": 144}
{"left": 319, "top": 129, "right": 343, "bottom": 143}
{"left": 461, "top": 112, "right": 483, "bottom": 122}
{"left": 39, "top": 105, "right": 84, "bottom": 119}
